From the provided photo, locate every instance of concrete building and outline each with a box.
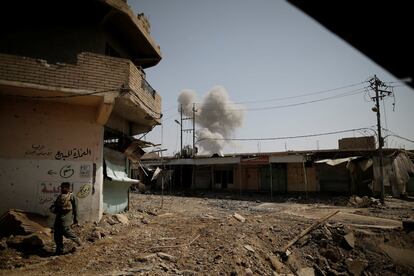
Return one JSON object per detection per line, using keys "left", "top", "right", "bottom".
{"left": 139, "top": 147, "right": 414, "bottom": 198}
{"left": 0, "top": 0, "right": 162, "bottom": 222}
{"left": 338, "top": 136, "right": 376, "bottom": 150}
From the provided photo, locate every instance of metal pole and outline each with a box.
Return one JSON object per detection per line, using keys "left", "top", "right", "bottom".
{"left": 374, "top": 75, "right": 385, "bottom": 204}
{"left": 161, "top": 149, "right": 164, "bottom": 209}
{"left": 161, "top": 176, "right": 164, "bottom": 209}
{"left": 302, "top": 156, "right": 308, "bottom": 200}
{"left": 192, "top": 103, "right": 196, "bottom": 157}
{"left": 180, "top": 105, "right": 183, "bottom": 158}
{"left": 192, "top": 165, "right": 196, "bottom": 189}
{"left": 269, "top": 163, "right": 273, "bottom": 201}
{"left": 239, "top": 163, "right": 242, "bottom": 198}
{"left": 211, "top": 165, "right": 214, "bottom": 192}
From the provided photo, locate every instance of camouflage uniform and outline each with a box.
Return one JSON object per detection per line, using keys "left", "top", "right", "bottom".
{"left": 52, "top": 193, "right": 81, "bottom": 254}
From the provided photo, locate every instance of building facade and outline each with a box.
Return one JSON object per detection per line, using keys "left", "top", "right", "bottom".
{"left": 139, "top": 148, "right": 414, "bottom": 197}
{"left": 0, "top": 0, "right": 162, "bottom": 222}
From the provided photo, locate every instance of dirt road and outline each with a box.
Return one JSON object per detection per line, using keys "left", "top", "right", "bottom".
{"left": 1, "top": 194, "right": 413, "bottom": 275}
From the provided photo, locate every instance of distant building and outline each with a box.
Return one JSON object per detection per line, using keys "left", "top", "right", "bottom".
{"left": 338, "top": 136, "right": 376, "bottom": 150}
{"left": 138, "top": 147, "right": 414, "bottom": 197}
{"left": 0, "top": 0, "right": 162, "bottom": 221}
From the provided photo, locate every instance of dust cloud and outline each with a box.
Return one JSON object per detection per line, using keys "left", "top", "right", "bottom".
{"left": 177, "top": 86, "right": 244, "bottom": 155}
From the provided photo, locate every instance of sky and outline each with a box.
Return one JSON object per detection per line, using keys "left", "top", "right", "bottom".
{"left": 129, "top": 0, "right": 414, "bottom": 156}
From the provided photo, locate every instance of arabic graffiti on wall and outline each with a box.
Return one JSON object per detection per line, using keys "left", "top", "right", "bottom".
{"left": 41, "top": 181, "right": 69, "bottom": 194}
{"left": 24, "top": 145, "right": 92, "bottom": 161}
{"left": 0, "top": 158, "right": 96, "bottom": 217}
{"left": 38, "top": 182, "right": 68, "bottom": 206}
{"left": 25, "top": 144, "right": 52, "bottom": 157}
{"left": 60, "top": 164, "right": 75, "bottom": 178}
{"left": 80, "top": 164, "right": 91, "bottom": 178}
{"left": 55, "top": 148, "right": 92, "bottom": 160}
{"left": 38, "top": 181, "right": 92, "bottom": 208}
{"left": 37, "top": 161, "right": 94, "bottom": 212}
{"left": 46, "top": 164, "right": 76, "bottom": 179}
{"left": 77, "top": 184, "right": 92, "bottom": 198}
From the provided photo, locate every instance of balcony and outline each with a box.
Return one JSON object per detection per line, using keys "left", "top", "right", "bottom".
{"left": 0, "top": 52, "right": 162, "bottom": 129}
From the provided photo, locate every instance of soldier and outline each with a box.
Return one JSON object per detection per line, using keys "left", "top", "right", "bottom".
{"left": 50, "top": 182, "right": 82, "bottom": 255}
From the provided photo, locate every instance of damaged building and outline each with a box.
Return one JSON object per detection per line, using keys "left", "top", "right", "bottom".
{"left": 138, "top": 137, "right": 414, "bottom": 198}
{"left": 0, "top": 0, "right": 162, "bottom": 221}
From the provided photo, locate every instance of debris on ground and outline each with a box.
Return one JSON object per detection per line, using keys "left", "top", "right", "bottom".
{"left": 297, "top": 266, "right": 315, "bottom": 276}
{"left": 113, "top": 214, "right": 129, "bottom": 225}
{"left": 348, "top": 195, "right": 381, "bottom": 208}
{"left": 0, "top": 194, "right": 413, "bottom": 275}
{"left": 279, "top": 210, "right": 339, "bottom": 255}
{"left": 343, "top": 232, "right": 355, "bottom": 249}
{"left": 0, "top": 209, "right": 51, "bottom": 250}
{"left": 233, "top": 213, "right": 246, "bottom": 222}
{"left": 243, "top": 244, "right": 255, "bottom": 253}
{"left": 0, "top": 209, "right": 51, "bottom": 237}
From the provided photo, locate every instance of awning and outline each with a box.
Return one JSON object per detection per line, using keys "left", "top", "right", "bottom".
{"left": 104, "top": 147, "right": 139, "bottom": 183}
{"left": 105, "top": 159, "right": 139, "bottom": 183}
{"left": 315, "top": 156, "right": 361, "bottom": 166}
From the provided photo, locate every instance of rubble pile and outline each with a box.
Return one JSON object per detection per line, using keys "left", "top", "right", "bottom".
{"left": 287, "top": 222, "right": 414, "bottom": 275}
{"left": 0, "top": 209, "right": 51, "bottom": 251}
{"left": 1, "top": 195, "right": 413, "bottom": 275}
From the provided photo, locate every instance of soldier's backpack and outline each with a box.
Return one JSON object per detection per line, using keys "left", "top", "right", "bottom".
{"left": 53, "top": 193, "right": 73, "bottom": 213}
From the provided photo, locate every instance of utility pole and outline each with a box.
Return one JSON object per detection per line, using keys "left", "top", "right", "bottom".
{"left": 178, "top": 104, "right": 196, "bottom": 158}
{"left": 180, "top": 105, "right": 183, "bottom": 157}
{"left": 370, "top": 75, "right": 392, "bottom": 204}
{"left": 374, "top": 75, "right": 385, "bottom": 204}
{"left": 192, "top": 103, "right": 196, "bottom": 157}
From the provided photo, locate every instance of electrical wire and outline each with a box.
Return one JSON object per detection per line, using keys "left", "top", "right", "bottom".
{"left": 382, "top": 98, "right": 389, "bottom": 147}
{"left": 388, "top": 135, "right": 414, "bottom": 144}
{"left": 196, "top": 81, "right": 368, "bottom": 105}
{"left": 199, "top": 87, "right": 368, "bottom": 111}
{"left": 382, "top": 128, "right": 414, "bottom": 144}
{"left": 197, "top": 127, "right": 375, "bottom": 142}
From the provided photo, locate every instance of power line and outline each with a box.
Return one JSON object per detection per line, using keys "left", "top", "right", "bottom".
{"left": 163, "top": 87, "right": 364, "bottom": 120}
{"left": 199, "top": 87, "right": 368, "bottom": 111}
{"left": 196, "top": 127, "right": 375, "bottom": 142}
{"left": 196, "top": 81, "right": 368, "bottom": 106}
{"left": 388, "top": 135, "right": 414, "bottom": 144}
{"left": 382, "top": 128, "right": 414, "bottom": 144}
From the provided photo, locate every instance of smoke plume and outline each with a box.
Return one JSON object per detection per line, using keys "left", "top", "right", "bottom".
{"left": 177, "top": 86, "right": 244, "bottom": 155}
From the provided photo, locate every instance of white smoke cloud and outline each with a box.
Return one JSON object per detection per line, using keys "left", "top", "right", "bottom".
{"left": 177, "top": 86, "right": 245, "bottom": 155}
{"left": 177, "top": 89, "right": 197, "bottom": 115}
